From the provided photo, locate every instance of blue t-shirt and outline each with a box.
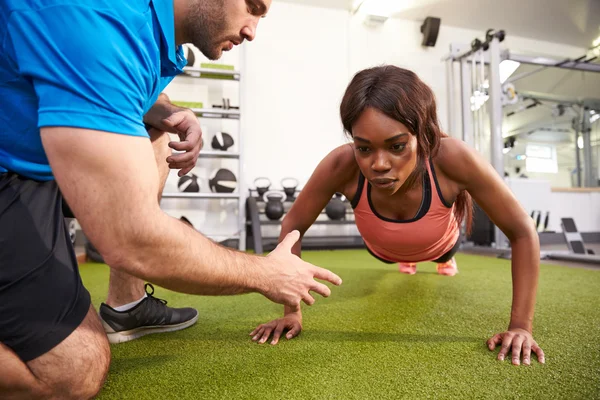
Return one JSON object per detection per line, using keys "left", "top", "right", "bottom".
{"left": 0, "top": 0, "right": 186, "bottom": 181}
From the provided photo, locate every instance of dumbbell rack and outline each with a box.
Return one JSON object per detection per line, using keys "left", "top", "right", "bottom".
{"left": 245, "top": 189, "right": 365, "bottom": 254}
{"left": 160, "top": 63, "right": 246, "bottom": 250}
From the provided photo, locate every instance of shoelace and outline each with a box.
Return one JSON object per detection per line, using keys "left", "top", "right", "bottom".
{"left": 145, "top": 283, "right": 168, "bottom": 305}
{"left": 142, "top": 283, "right": 170, "bottom": 324}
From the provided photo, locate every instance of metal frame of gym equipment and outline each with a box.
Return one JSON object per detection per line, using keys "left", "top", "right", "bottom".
{"left": 444, "top": 34, "right": 600, "bottom": 264}
{"left": 444, "top": 30, "right": 510, "bottom": 254}
{"left": 505, "top": 91, "right": 600, "bottom": 188}
{"left": 245, "top": 189, "right": 364, "bottom": 255}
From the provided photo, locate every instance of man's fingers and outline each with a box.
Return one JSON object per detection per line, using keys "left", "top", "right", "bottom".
{"left": 312, "top": 266, "right": 342, "bottom": 286}
{"left": 169, "top": 141, "right": 194, "bottom": 152}
{"left": 309, "top": 281, "right": 332, "bottom": 298}
{"left": 168, "top": 161, "right": 194, "bottom": 170}
{"left": 271, "top": 324, "right": 286, "bottom": 345}
{"left": 168, "top": 164, "right": 195, "bottom": 176}
{"left": 178, "top": 166, "right": 194, "bottom": 177}
{"left": 487, "top": 334, "right": 502, "bottom": 351}
{"left": 161, "top": 113, "right": 186, "bottom": 128}
{"left": 168, "top": 151, "right": 195, "bottom": 164}
{"left": 532, "top": 344, "right": 545, "bottom": 364}
{"left": 185, "top": 129, "right": 202, "bottom": 145}
{"left": 302, "top": 292, "right": 315, "bottom": 306}
{"left": 277, "top": 230, "right": 300, "bottom": 252}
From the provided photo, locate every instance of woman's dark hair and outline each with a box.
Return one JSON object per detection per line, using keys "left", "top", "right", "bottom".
{"left": 340, "top": 65, "right": 472, "bottom": 234}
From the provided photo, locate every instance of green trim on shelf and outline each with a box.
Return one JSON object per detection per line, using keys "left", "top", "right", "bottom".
{"left": 200, "top": 63, "right": 235, "bottom": 70}
{"left": 172, "top": 101, "right": 204, "bottom": 109}
{"left": 199, "top": 63, "right": 236, "bottom": 80}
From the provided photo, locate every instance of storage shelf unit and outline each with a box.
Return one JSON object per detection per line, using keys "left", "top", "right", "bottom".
{"left": 161, "top": 56, "right": 246, "bottom": 251}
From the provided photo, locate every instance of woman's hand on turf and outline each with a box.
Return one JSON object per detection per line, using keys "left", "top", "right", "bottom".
{"left": 250, "top": 315, "right": 302, "bottom": 345}
{"left": 487, "top": 328, "right": 545, "bottom": 366}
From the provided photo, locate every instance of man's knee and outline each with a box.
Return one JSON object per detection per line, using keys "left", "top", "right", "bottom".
{"left": 28, "top": 307, "right": 111, "bottom": 399}
{"left": 62, "top": 341, "right": 110, "bottom": 399}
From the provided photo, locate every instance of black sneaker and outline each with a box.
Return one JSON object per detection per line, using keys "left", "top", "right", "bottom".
{"left": 99, "top": 283, "right": 198, "bottom": 344}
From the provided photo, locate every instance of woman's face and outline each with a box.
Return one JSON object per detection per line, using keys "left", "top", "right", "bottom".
{"left": 351, "top": 107, "right": 418, "bottom": 195}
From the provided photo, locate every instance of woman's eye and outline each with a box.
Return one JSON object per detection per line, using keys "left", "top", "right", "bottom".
{"left": 392, "top": 143, "right": 406, "bottom": 151}
{"left": 356, "top": 146, "right": 370, "bottom": 153}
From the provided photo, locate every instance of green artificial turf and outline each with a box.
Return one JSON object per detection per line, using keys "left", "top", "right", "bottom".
{"left": 80, "top": 250, "right": 600, "bottom": 400}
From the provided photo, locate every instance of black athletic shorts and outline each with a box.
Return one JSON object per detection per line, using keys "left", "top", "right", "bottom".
{"left": 0, "top": 173, "right": 91, "bottom": 362}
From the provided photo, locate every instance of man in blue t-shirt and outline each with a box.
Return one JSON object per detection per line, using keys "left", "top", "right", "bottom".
{"left": 0, "top": 0, "right": 343, "bottom": 397}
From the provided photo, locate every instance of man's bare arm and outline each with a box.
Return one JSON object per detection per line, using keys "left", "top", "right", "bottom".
{"left": 42, "top": 127, "right": 341, "bottom": 305}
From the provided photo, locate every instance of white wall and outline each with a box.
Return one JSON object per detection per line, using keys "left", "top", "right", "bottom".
{"left": 242, "top": 2, "right": 350, "bottom": 186}
{"left": 549, "top": 191, "right": 600, "bottom": 233}
{"left": 506, "top": 179, "right": 600, "bottom": 233}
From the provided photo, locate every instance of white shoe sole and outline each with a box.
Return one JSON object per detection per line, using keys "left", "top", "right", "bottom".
{"left": 103, "top": 313, "right": 199, "bottom": 344}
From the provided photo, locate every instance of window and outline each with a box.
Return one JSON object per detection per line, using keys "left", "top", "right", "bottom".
{"left": 525, "top": 144, "right": 558, "bottom": 173}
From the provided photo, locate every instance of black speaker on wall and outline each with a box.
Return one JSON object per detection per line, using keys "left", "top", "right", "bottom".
{"left": 421, "top": 17, "right": 441, "bottom": 47}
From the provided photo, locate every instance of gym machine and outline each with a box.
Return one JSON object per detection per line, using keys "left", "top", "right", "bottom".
{"left": 542, "top": 218, "right": 600, "bottom": 265}
{"left": 444, "top": 31, "right": 600, "bottom": 263}
{"left": 245, "top": 178, "right": 364, "bottom": 254}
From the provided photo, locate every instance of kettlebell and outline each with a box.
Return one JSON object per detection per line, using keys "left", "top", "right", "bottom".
{"left": 254, "top": 177, "right": 271, "bottom": 199}
{"left": 263, "top": 191, "right": 286, "bottom": 221}
{"left": 281, "top": 177, "right": 299, "bottom": 201}
{"left": 325, "top": 193, "right": 346, "bottom": 220}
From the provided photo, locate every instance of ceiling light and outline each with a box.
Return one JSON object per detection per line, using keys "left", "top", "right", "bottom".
{"left": 353, "top": 0, "right": 435, "bottom": 18}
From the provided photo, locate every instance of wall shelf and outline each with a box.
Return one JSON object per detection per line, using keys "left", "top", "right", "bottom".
{"left": 162, "top": 193, "right": 240, "bottom": 199}
{"left": 199, "top": 150, "right": 240, "bottom": 159}
{"left": 190, "top": 108, "right": 240, "bottom": 119}
{"left": 182, "top": 66, "right": 241, "bottom": 81}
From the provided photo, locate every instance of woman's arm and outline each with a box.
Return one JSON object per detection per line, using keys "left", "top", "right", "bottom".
{"left": 250, "top": 144, "right": 358, "bottom": 344}
{"left": 437, "top": 137, "right": 545, "bottom": 366}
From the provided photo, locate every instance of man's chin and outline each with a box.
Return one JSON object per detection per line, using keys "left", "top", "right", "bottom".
{"left": 194, "top": 44, "right": 222, "bottom": 61}
{"left": 204, "top": 50, "right": 222, "bottom": 61}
